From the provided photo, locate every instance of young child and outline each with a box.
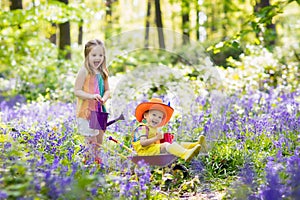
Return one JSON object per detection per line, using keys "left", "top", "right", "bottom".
{"left": 74, "top": 39, "right": 110, "bottom": 164}
{"left": 132, "top": 98, "right": 207, "bottom": 162}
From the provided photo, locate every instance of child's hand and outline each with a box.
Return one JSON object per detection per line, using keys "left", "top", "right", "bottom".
{"left": 156, "top": 132, "right": 164, "bottom": 140}
{"left": 92, "top": 94, "right": 103, "bottom": 103}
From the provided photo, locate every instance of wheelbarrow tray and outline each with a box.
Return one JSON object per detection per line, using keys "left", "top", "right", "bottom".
{"left": 130, "top": 154, "right": 177, "bottom": 167}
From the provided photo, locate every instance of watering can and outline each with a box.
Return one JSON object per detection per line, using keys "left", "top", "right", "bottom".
{"left": 89, "top": 107, "right": 125, "bottom": 131}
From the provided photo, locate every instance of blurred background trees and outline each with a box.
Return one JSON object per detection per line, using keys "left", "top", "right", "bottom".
{"left": 0, "top": 0, "right": 299, "bottom": 101}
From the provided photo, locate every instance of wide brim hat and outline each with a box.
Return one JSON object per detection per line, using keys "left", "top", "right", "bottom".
{"left": 135, "top": 98, "right": 174, "bottom": 127}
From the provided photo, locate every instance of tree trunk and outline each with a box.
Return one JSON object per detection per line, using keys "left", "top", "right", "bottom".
{"left": 105, "top": 0, "right": 113, "bottom": 39}
{"left": 154, "top": 0, "right": 165, "bottom": 49}
{"left": 78, "top": 19, "right": 83, "bottom": 45}
{"left": 49, "top": 23, "right": 57, "bottom": 45}
{"left": 196, "top": 1, "right": 200, "bottom": 41}
{"left": 254, "top": 0, "right": 277, "bottom": 46}
{"left": 58, "top": 0, "right": 71, "bottom": 59}
{"left": 10, "top": 0, "right": 22, "bottom": 29}
{"left": 106, "top": 0, "right": 112, "bottom": 20}
{"left": 210, "top": 2, "right": 216, "bottom": 40}
{"left": 144, "top": 0, "right": 152, "bottom": 48}
{"left": 10, "top": 0, "right": 22, "bottom": 10}
{"left": 181, "top": 0, "right": 190, "bottom": 44}
{"left": 222, "top": 1, "right": 228, "bottom": 40}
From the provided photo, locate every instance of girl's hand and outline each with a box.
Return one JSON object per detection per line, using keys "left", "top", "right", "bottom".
{"left": 92, "top": 94, "right": 103, "bottom": 103}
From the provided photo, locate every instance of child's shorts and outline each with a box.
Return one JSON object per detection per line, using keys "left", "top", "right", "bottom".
{"left": 132, "top": 141, "right": 160, "bottom": 156}
{"left": 77, "top": 118, "right": 100, "bottom": 137}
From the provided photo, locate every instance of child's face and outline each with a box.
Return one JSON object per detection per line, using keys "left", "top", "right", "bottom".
{"left": 144, "top": 110, "right": 164, "bottom": 127}
{"left": 88, "top": 45, "right": 105, "bottom": 70}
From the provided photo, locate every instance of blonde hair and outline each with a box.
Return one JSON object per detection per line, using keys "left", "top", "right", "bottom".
{"left": 84, "top": 39, "right": 109, "bottom": 79}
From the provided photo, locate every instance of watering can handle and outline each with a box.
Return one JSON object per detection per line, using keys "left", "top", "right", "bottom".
{"left": 97, "top": 101, "right": 102, "bottom": 112}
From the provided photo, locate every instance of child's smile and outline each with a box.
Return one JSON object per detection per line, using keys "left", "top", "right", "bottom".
{"left": 145, "top": 110, "right": 164, "bottom": 127}
{"left": 94, "top": 61, "right": 101, "bottom": 67}
{"left": 88, "top": 46, "right": 104, "bottom": 70}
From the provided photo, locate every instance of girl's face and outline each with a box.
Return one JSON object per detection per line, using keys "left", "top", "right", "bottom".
{"left": 144, "top": 110, "right": 164, "bottom": 127}
{"left": 88, "top": 45, "right": 105, "bottom": 70}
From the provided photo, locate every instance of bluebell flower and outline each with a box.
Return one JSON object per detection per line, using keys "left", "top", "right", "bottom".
{"left": 259, "top": 159, "right": 285, "bottom": 200}
{"left": 0, "top": 190, "right": 8, "bottom": 199}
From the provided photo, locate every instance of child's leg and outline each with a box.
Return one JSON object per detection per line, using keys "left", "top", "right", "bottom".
{"left": 84, "top": 136, "right": 97, "bottom": 158}
{"left": 166, "top": 142, "right": 201, "bottom": 162}
{"left": 180, "top": 135, "right": 207, "bottom": 152}
{"left": 94, "top": 130, "right": 104, "bottom": 164}
{"left": 96, "top": 130, "right": 104, "bottom": 145}
{"left": 84, "top": 135, "right": 101, "bottom": 163}
{"left": 160, "top": 142, "right": 168, "bottom": 153}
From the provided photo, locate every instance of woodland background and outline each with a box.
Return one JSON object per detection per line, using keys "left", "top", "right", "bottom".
{"left": 1, "top": 0, "right": 300, "bottom": 101}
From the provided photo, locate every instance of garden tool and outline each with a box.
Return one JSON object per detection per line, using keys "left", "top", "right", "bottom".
{"left": 106, "top": 113, "right": 125, "bottom": 126}
{"left": 89, "top": 101, "right": 124, "bottom": 131}
{"left": 180, "top": 135, "right": 208, "bottom": 152}
{"left": 166, "top": 142, "right": 201, "bottom": 162}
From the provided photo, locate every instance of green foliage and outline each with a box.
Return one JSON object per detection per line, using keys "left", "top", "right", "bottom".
{"left": 108, "top": 49, "right": 182, "bottom": 75}
{"left": 0, "top": 1, "right": 89, "bottom": 101}
{"left": 207, "top": 0, "right": 300, "bottom": 65}
{"left": 203, "top": 139, "right": 246, "bottom": 180}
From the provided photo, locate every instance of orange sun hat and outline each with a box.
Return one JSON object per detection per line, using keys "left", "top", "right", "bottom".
{"left": 135, "top": 98, "right": 174, "bottom": 127}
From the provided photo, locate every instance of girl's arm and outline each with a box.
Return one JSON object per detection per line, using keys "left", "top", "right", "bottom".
{"left": 74, "top": 67, "right": 101, "bottom": 101}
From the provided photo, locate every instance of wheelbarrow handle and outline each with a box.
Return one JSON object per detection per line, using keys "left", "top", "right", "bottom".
{"left": 108, "top": 136, "right": 133, "bottom": 153}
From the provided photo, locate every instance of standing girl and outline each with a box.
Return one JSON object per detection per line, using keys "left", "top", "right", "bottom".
{"left": 74, "top": 39, "right": 110, "bottom": 164}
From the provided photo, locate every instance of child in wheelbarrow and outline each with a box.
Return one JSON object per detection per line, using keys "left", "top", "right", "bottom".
{"left": 132, "top": 98, "right": 207, "bottom": 162}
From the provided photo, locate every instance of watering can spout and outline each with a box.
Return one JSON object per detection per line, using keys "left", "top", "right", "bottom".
{"left": 107, "top": 113, "right": 125, "bottom": 127}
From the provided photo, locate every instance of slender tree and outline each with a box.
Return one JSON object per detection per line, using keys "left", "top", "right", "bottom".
{"left": 10, "top": 0, "right": 22, "bottom": 10}
{"left": 195, "top": 0, "right": 200, "bottom": 41}
{"left": 9, "top": 0, "right": 22, "bottom": 29}
{"left": 78, "top": 19, "right": 83, "bottom": 45}
{"left": 58, "top": 0, "right": 71, "bottom": 59}
{"left": 154, "top": 0, "right": 165, "bottom": 49}
{"left": 105, "top": 0, "right": 113, "bottom": 39}
{"left": 144, "top": 0, "right": 152, "bottom": 48}
{"left": 181, "top": 0, "right": 190, "bottom": 44}
{"left": 49, "top": 23, "right": 57, "bottom": 45}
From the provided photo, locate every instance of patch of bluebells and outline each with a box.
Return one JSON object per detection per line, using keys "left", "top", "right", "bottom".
{"left": 0, "top": 99, "right": 157, "bottom": 199}
{"left": 229, "top": 149, "right": 300, "bottom": 200}
{"left": 258, "top": 157, "right": 286, "bottom": 200}
{"left": 257, "top": 149, "right": 300, "bottom": 199}
{"left": 286, "top": 148, "right": 300, "bottom": 199}
{"left": 117, "top": 160, "right": 152, "bottom": 199}
{"left": 134, "top": 160, "right": 152, "bottom": 198}
{"left": 0, "top": 87, "right": 299, "bottom": 199}
{"left": 228, "top": 161, "right": 258, "bottom": 200}
{"left": 180, "top": 88, "right": 299, "bottom": 199}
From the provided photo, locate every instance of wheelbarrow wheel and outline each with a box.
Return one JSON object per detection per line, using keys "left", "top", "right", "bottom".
{"left": 172, "top": 164, "right": 189, "bottom": 179}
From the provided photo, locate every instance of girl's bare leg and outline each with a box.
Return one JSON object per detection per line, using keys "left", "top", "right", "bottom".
{"left": 96, "top": 130, "right": 104, "bottom": 145}
{"left": 84, "top": 136, "right": 100, "bottom": 163}
{"left": 94, "top": 130, "right": 105, "bottom": 164}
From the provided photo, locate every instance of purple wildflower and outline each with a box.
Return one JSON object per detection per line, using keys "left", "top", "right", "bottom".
{"left": 259, "top": 159, "right": 285, "bottom": 200}
{"left": 286, "top": 152, "right": 300, "bottom": 199}
{"left": 0, "top": 190, "right": 8, "bottom": 199}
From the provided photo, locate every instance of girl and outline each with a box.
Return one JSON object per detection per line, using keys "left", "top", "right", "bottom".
{"left": 74, "top": 39, "right": 110, "bottom": 164}
{"left": 133, "top": 98, "right": 206, "bottom": 162}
